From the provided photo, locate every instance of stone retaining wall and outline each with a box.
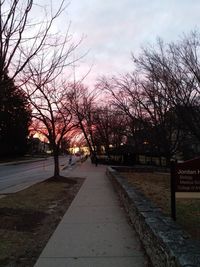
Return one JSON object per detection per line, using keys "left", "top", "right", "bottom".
{"left": 106, "top": 166, "right": 200, "bottom": 267}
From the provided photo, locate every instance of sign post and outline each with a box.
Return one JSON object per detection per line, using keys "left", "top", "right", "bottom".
{"left": 170, "top": 157, "right": 200, "bottom": 221}
{"left": 170, "top": 160, "right": 176, "bottom": 220}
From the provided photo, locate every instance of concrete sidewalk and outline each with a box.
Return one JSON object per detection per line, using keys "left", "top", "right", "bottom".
{"left": 34, "top": 160, "right": 148, "bottom": 267}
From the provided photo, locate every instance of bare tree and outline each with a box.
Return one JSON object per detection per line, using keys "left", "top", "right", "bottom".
{"left": 67, "top": 82, "right": 97, "bottom": 156}
{"left": 97, "top": 31, "right": 200, "bottom": 163}
{"left": 26, "top": 79, "right": 76, "bottom": 177}
{"left": 168, "top": 33, "right": 200, "bottom": 141}
{"left": 98, "top": 72, "right": 180, "bottom": 164}
{"left": 92, "top": 105, "right": 126, "bottom": 156}
{"left": 136, "top": 78, "right": 180, "bottom": 163}
{"left": 0, "top": 0, "right": 69, "bottom": 81}
{"left": 134, "top": 34, "right": 200, "bottom": 142}
{"left": 21, "top": 1, "right": 84, "bottom": 177}
{"left": 97, "top": 75, "right": 150, "bottom": 154}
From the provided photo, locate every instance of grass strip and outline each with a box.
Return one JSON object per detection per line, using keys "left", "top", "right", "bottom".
{"left": 123, "top": 172, "right": 200, "bottom": 240}
{"left": 0, "top": 176, "right": 84, "bottom": 267}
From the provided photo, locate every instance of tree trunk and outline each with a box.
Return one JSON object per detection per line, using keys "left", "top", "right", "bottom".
{"left": 53, "top": 146, "right": 60, "bottom": 177}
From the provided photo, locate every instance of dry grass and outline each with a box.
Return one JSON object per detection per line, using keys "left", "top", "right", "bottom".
{"left": 122, "top": 171, "right": 200, "bottom": 240}
{"left": 0, "top": 176, "right": 84, "bottom": 267}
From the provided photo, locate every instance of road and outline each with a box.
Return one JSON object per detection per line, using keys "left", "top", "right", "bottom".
{"left": 0, "top": 156, "right": 78, "bottom": 194}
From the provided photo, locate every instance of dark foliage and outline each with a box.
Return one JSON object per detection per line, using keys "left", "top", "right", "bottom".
{"left": 0, "top": 74, "right": 31, "bottom": 157}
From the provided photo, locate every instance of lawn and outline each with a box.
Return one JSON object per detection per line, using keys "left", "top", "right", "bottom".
{"left": 0, "top": 176, "right": 84, "bottom": 267}
{"left": 122, "top": 171, "right": 200, "bottom": 240}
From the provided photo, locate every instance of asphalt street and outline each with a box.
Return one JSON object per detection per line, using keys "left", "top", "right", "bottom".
{"left": 0, "top": 156, "right": 77, "bottom": 194}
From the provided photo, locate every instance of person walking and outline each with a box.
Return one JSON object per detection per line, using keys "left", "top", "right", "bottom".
{"left": 68, "top": 155, "right": 72, "bottom": 166}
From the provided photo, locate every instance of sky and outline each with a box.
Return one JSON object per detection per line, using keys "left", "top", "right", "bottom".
{"left": 45, "top": 0, "right": 200, "bottom": 87}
